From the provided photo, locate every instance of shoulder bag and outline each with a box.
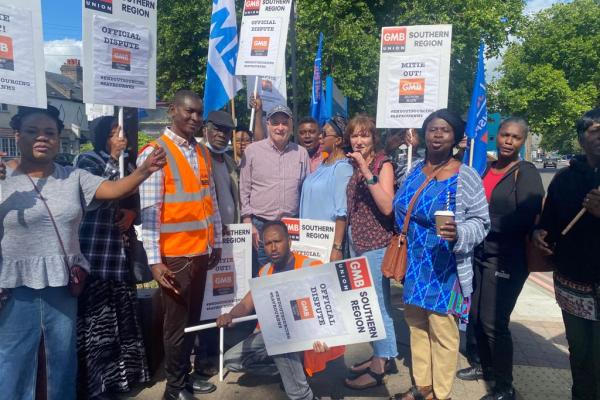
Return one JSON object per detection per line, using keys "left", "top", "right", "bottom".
{"left": 26, "top": 174, "right": 88, "bottom": 296}
{"left": 382, "top": 161, "right": 451, "bottom": 282}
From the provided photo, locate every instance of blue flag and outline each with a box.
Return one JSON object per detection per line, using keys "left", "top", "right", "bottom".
{"left": 463, "top": 42, "right": 488, "bottom": 175}
{"left": 203, "top": 0, "right": 243, "bottom": 119}
{"left": 310, "top": 33, "right": 326, "bottom": 125}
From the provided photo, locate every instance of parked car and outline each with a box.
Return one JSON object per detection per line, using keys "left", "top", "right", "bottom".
{"left": 543, "top": 157, "right": 558, "bottom": 168}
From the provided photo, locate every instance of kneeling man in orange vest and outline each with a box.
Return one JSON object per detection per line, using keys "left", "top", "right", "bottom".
{"left": 216, "top": 221, "right": 344, "bottom": 400}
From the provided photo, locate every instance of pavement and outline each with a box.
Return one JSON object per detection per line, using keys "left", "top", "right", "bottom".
{"left": 123, "top": 275, "right": 571, "bottom": 400}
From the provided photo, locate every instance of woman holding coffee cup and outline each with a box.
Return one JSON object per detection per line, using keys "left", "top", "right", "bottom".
{"left": 391, "top": 109, "right": 490, "bottom": 400}
{"left": 456, "top": 118, "right": 544, "bottom": 400}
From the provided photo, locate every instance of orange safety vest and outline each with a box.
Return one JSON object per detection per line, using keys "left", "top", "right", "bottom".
{"left": 258, "top": 253, "right": 345, "bottom": 376}
{"left": 148, "top": 134, "right": 215, "bottom": 257}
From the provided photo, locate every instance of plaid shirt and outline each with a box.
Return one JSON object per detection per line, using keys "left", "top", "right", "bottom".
{"left": 137, "top": 128, "right": 222, "bottom": 265}
{"left": 76, "top": 151, "right": 136, "bottom": 281}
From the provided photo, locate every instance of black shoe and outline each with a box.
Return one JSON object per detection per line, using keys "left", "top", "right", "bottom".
{"left": 456, "top": 366, "right": 492, "bottom": 381}
{"left": 187, "top": 375, "right": 217, "bottom": 394}
{"left": 480, "top": 387, "right": 515, "bottom": 400}
{"left": 163, "top": 389, "right": 198, "bottom": 400}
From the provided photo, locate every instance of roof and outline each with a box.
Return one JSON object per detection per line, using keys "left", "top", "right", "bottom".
{"left": 45, "top": 72, "right": 83, "bottom": 102}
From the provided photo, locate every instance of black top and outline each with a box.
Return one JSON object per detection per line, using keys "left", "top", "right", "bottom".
{"left": 476, "top": 161, "right": 544, "bottom": 273}
{"left": 539, "top": 156, "right": 600, "bottom": 284}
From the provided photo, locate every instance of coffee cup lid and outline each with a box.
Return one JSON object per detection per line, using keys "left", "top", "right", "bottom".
{"left": 434, "top": 210, "right": 455, "bottom": 216}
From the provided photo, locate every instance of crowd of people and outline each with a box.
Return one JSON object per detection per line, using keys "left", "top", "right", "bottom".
{"left": 0, "top": 91, "right": 598, "bottom": 400}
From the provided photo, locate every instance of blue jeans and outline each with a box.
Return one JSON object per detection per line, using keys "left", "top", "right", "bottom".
{"left": 0, "top": 286, "right": 77, "bottom": 400}
{"left": 252, "top": 217, "right": 269, "bottom": 268}
{"left": 349, "top": 232, "right": 398, "bottom": 359}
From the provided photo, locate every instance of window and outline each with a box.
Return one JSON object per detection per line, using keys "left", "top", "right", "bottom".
{"left": 0, "top": 136, "right": 19, "bottom": 157}
{"left": 0, "top": 103, "right": 8, "bottom": 112}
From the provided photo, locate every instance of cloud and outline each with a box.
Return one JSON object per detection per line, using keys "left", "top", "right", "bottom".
{"left": 44, "top": 39, "right": 82, "bottom": 73}
{"left": 524, "top": 0, "right": 568, "bottom": 15}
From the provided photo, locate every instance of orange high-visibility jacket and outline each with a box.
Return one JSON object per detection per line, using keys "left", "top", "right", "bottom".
{"left": 150, "top": 134, "right": 215, "bottom": 257}
{"left": 258, "top": 253, "right": 345, "bottom": 376}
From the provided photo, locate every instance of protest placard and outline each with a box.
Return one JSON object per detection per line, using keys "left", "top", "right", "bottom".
{"left": 250, "top": 256, "right": 387, "bottom": 355}
{"left": 376, "top": 25, "right": 452, "bottom": 129}
{"left": 246, "top": 72, "right": 287, "bottom": 112}
{"left": 82, "top": 0, "right": 157, "bottom": 109}
{"left": 200, "top": 224, "right": 253, "bottom": 321}
{"left": 235, "top": 0, "right": 292, "bottom": 77}
{"left": 282, "top": 218, "right": 335, "bottom": 263}
{"left": 0, "top": 0, "right": 46, "bottom": 108}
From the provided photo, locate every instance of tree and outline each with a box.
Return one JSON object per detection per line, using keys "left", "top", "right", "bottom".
{"left": 156, "top": 0, "right": 524, "bottom": 120}
{"left": 492, "top": 0, "right": 600, "bottom": 153}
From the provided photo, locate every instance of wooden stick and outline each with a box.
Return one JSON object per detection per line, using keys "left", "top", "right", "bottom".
{"left": 406, "top": 129, "right": 414, "bottom": 172}
{"left": 561, "top": 208, "right": 586, "bottom": 235}
{"left": 219, "top": 327, "right": 224, "bottom": 382}
{"left": 184, "top": 314, "right": 258, "bottom": 333}
{"left": 231, "top": 98, "right": 238, "bottom": 164}
{"left": 249, "top": 77, "right": 260, "bottom": 134}
{"left": 118, "top": 107, "right": 125, "bottom": 178}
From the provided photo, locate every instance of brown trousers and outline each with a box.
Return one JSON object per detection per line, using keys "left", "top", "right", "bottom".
{"left": 161, "top": 255, "right": 209, "bottom": 394}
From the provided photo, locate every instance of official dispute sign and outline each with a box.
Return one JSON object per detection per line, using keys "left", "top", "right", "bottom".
{"left": 250, "top": 256, "right": 387, "bottom": 355}
{"left": 201, "top": 224, "right": 253, "bottom": 321}
{"left": 376, "top": 25, "right": 452, "bottom": 128}
{"left": 235, "top": 0, "right": 292, "bottom": 77}
{"left": 282, "top": 218, "right": 335, "bottom": 263}
{"left": 82, "top": 0, "right": 157, "bottom": 108}
{"left": 0, "top": 0, "right": 46, "bottom": 108}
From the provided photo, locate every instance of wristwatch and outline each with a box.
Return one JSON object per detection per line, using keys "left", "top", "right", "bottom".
{"left": 366, "top": 175, "right": 379, "bottom": 185}
{"left": 332, "top": 243, "right": 343, "bottom": 251}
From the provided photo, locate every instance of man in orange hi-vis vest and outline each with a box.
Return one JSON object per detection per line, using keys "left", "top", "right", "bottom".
{"left": 138, "top": 90, "right": 222, "bottom": 400}
{"left": 216, "top": 221, "right": 344, "bottom": 400}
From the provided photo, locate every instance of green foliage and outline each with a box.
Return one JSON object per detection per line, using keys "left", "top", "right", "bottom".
{"left": 137, "top": 131, "right": 155, "bottom": 150}
{"left": 156, "top": 0, "right": 524, "bottom": 120}
{"left": 492, "top": 0, "right": 600, "bottom": 154}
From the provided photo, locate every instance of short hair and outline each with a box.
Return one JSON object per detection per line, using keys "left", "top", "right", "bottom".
{"left": 576, "top": 107, "right": 600, "bottom": 140}
{"left": 421, "top": 109, "right": 464, "bottom": 146}
{"left": 10, "top": 105, "right": 64, "bottom": 133}
{"left": 90, "top": 116, "right": 118, "bottom": 153}
{"left": 172, "top": 89, "right": 202, "bottom": 106}
{"left": 345, "top": 114, "right": 381, "bottom": 148}
{"left": 298, "top": 116, "right": 318, "bottom": 127}
{"left": 235, "top": 125, "right": 253, "bottom": 140}
{"left": 499, "top": 117, "right": 529, "bottom": 138}
{"left": 262, "top": 220, "right": 289, "bottom": 240}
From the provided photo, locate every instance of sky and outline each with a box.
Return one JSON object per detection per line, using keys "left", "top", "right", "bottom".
{"left": 41, "top": 0, "right": 567, "bottom": 75}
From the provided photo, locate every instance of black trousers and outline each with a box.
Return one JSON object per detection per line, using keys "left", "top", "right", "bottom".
{"left": 161, "top": 255, "right": 209, "bottom": 394}
{"left": 470, "top": 257, "right": 528, "bottom": 390}
{"left": 562, "top": 310, "right": 600, "bottom": 400}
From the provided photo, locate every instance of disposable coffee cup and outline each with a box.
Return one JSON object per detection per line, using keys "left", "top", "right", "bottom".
{"left": 434, "top": 210, "right": 455, "bottom": 236}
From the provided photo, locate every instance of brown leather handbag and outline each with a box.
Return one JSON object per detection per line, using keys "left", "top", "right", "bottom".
{"left": 382, "top": 164, "right": 449, "bottom": 282}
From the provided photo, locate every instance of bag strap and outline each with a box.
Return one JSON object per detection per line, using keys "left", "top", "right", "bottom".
{"left": 401, "top": 160, "right": 453, "bottom": 236}
{"left": 25, "top": 173, "right": 69, "bottom": 260}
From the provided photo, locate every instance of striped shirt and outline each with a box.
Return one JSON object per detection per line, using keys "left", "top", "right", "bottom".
{"left": 137, "top": 128, "right": 222, "bottom": 265}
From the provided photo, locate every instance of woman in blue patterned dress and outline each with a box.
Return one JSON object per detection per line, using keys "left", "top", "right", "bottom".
{"left": 392, "top": 110, "right": 490, "bottom": 400}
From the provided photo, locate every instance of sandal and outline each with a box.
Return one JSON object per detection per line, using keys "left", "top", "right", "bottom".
{"left": 348, "top": 357, "right": 398, "bottom": 378}
{"left": 344, "top": 368, "right": 385, "bottom": 390}
{"left": 391, "top": 385, "right": 434, "bottom": 400}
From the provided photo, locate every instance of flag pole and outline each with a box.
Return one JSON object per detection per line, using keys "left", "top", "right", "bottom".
{"left": 230, "top": 99, "right": 238, "bottom": 164}
{"left": 406, "top": 128, "right": 414, "bottom": 172}
{"left": 468, "top": 138, "right": 475, "bottom": 167}
{"left": 249, "top": 77, "right": 260, "bottom": 134}
{"left": 118, "top": 107, "right": 125, "bottom": 178}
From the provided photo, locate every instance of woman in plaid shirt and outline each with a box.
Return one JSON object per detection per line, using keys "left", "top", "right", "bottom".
{"left": 76, "top": 116, "right": 149, "bottom": 399}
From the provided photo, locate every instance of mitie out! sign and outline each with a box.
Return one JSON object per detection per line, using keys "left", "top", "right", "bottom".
{"left": 382, "top": 27, "right": 406, "bottom": 52}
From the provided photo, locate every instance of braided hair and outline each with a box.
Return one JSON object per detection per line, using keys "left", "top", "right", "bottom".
{"left": 9, "top": 105, "right": 64, "bottom": 133}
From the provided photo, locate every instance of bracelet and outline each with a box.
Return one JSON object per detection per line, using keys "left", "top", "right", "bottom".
{"left": 332, "top": 243, "right": 343, "bottom": 251}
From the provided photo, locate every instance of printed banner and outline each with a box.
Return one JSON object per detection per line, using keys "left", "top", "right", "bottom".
{"left": 82, "top": 0, "right": 157, "bottom": 108}
{"left": 376, "top": 25, "right": 452, "bottom": 128}
{"left": 246, "top": 73, "right": 287, "bottom": 112}
{"left": 0, "top": 1, "right": 46, "bottom": 108}
{"left": 91, "top": 15, "right": 151, "bottom": 108}
{"left": 235, "top": 0, "right": 292, "bottom": 77}
{"left": 250, "top": 256, "right": 387, "bottom": 355}
{"left": 282, "top": 218, "right": 335, "bottom": 263}
{"left": 200, "top": 224, "right": 253, "bottom": 321}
